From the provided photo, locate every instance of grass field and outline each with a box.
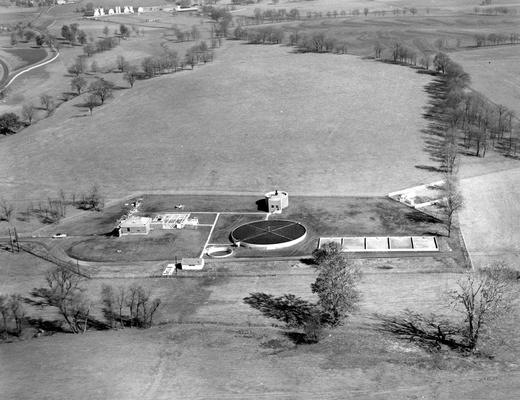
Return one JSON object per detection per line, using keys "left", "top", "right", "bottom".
{"left": 4, "top": 47, "right": 48, "bottom": 70}
{"left": 0, "top": 41, "right": 435, "bottom": 201}
{"left": 1, "top": 259, "right": 519, "bottom": 399}
{"left": 451, "top": 45, "right": 520, "bottom": 112}
{"left": 67, "top": 227, "right": 211, "bottom": 261}
{"left": 459, "top": 165, "right": 520, "bottom": 269}
{"left": 233, "top": 0, "right": 520, "bottom": 16}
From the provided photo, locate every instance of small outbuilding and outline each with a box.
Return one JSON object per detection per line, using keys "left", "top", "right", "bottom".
{"left": 119, "top": 216, "right": 152, "bottom": 236}
{"left": 265, "top": 190, "right": 289, "bottom": 214}
{"left": 181, "top": 258, "right": 205, "bottom": 270}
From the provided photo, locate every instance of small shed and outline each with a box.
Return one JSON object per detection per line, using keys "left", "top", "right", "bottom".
{"left": 181, "top": 258, "right": 204, "bottom": 270}
{"left": 119, "top": 216, "right": 152, "bottom": 236}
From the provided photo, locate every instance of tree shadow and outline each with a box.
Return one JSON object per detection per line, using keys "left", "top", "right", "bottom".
{"left": 415, "top": 164, "right": 443, "bottom": 173}
{"left": 374, "top": 311, "right": 469, "bottom": 353}
{"left": 406, "top": 209, "right": 442, "bottom": 224}
{"left": 27, "top": 317, "right": 66, "bottom": 334}
{"left": 284, "top": 331, "right": 319, "bottom": 344}
{"left": 299, "top": 257, "right": 316, "bottom": 266}
{"left": 243, "top": 292, "right": 322, "bottom": 344}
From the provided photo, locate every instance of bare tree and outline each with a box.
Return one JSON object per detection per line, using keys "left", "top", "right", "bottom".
{"left": 9, "top": 294, "right": 25, "bottom": 336}
{"left": 85, "top": 94, "right": 100, "bottom": 115}
{"left": 101, "top": 284, "right": 116, "bottom": 328}
{"left": 433, "top": 52, "right": 450, "bottom": 74}
{"left": 441, "top": 128, "right": 459, "bottom": 174}
{"left": 373, "top": 41, "right": 383, "bottom": 59}
{"left": 449, "top": 264, "right": 518, "bottom": 351}
{"left": 116, "top": 55, "right": 129, "bottom": 72}
{"left": 88, "top": 79, "right": 114, "bottom": 105}
{"left": 28, "top": 265, "right": 90, "bottom": 334}
{"left": 191, "top": 25, "right": 200, "bottom": 41}
{"left": 126, "top": 284, "right": 139, "bottom": 327}
{"left": 135, "top": 286, "right": 161, "bottom": 328}
{"left": 71, "top": 76, "right": 87, "bottom": 95}
{"left": 0, "top": 295, "right": 9, "bottom": 338}
{"left": 90, "top": 61, "right": 99, "bottom": 73}
{"left": 115, "top": 286, "right": 127, "bottom": 328}
{"left": 123, "top": 66, "right": 138, "bottom": 88}
{"left": 0, "top": 198, "right": 15, "bottom": 223}
{"left": 22, "top": 103, "right": 35, "bottom": 125}
{"left": 39, "top": 94, "right": 54, "bottom": 112}
{"left": 441, "top": 173, "right": 464, "bottom": 237}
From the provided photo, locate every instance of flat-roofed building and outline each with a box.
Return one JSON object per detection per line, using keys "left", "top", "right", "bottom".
{"left": 181, "top": 258, "right": 204, "bottom": 270}
{"left": 119, "top": 216, "right": 152, "bottom": 236}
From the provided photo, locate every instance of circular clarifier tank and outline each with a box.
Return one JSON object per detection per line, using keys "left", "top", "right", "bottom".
{"left": 231, "top": 219, "right": 307, "bottom": 250}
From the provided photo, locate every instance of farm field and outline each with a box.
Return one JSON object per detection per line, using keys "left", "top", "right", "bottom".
{"left": 233, "top": 0, "right": 520, "bottom": 16}
{"left": 451, "top": 45, "right": 520, "bottom": 112}
{"left": 459, "top": 165, "right": 520, "bottom": 269}
{"left": 235, "top": 11, "right": 520, "bottom": 56}
{"left": 0, "top": 41, "right": 435, "bottom": 201}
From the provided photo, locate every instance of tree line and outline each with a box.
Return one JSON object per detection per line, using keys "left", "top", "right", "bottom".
{"left": 474, "top": 32, "right": 520, "bottom": 47}
{"left": 1, "top": 264, "right": 162, "bottom": 338}
{"left": 233, "top": 27, "right": 519, "bottom": 159}
{"left": 433, "top": 52, "right": 518, "bottom": 158}
{"left": 235, "top": 6, "right": 421, "bottom": 26}
{"left": 0, "top": 186, "right": 103, "bottom": 230}
{"left": 169, "top": 24, "right": 201, "bottom": 43}
{"left": 140, "top": 41, "right": 214, "bottom": 79}
{"left": 474, "top": 6, "right": 517, "bottom": 15}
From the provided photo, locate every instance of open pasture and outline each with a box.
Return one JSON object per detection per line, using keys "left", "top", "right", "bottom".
{"left": 451, "top": 45, "right": 520, "bottom": 113}
{"left": 459, "top": 166, "right": 520, "bottom": 269}
{"left": 0, "top": 42, "right": 434, "bottom": 201}
{"left": 239, "top": 13, "right": 520, "bottom": 58}
{"left": 232, "top": 0, "right": 514, "bottom": 16}
{"left": 3, "top": 47, "right": 48, "bottom": 70}
{"left": 2, "top": 263, "right": 520, "bottom": 400}
{"left": 0, "top": 6, "right": 40, "bottom": 25}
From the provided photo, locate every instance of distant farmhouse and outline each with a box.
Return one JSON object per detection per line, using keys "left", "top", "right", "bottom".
{"left": 84, "top": 4, "right": 199, "bottom": 18}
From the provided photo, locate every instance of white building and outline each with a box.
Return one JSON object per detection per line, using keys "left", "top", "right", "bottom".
{"left": 265, "top": 190, "right": 289, "bottom": 214}
{"left": 119, "top": 216, "right": 152, "bottom": 235}
{"left": 181, "top": 258, "right": 204, "bottom": 270}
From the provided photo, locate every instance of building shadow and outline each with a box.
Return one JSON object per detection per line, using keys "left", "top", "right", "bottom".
{"left": 256, "top": 198, "right": 268, "bottom": 212}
